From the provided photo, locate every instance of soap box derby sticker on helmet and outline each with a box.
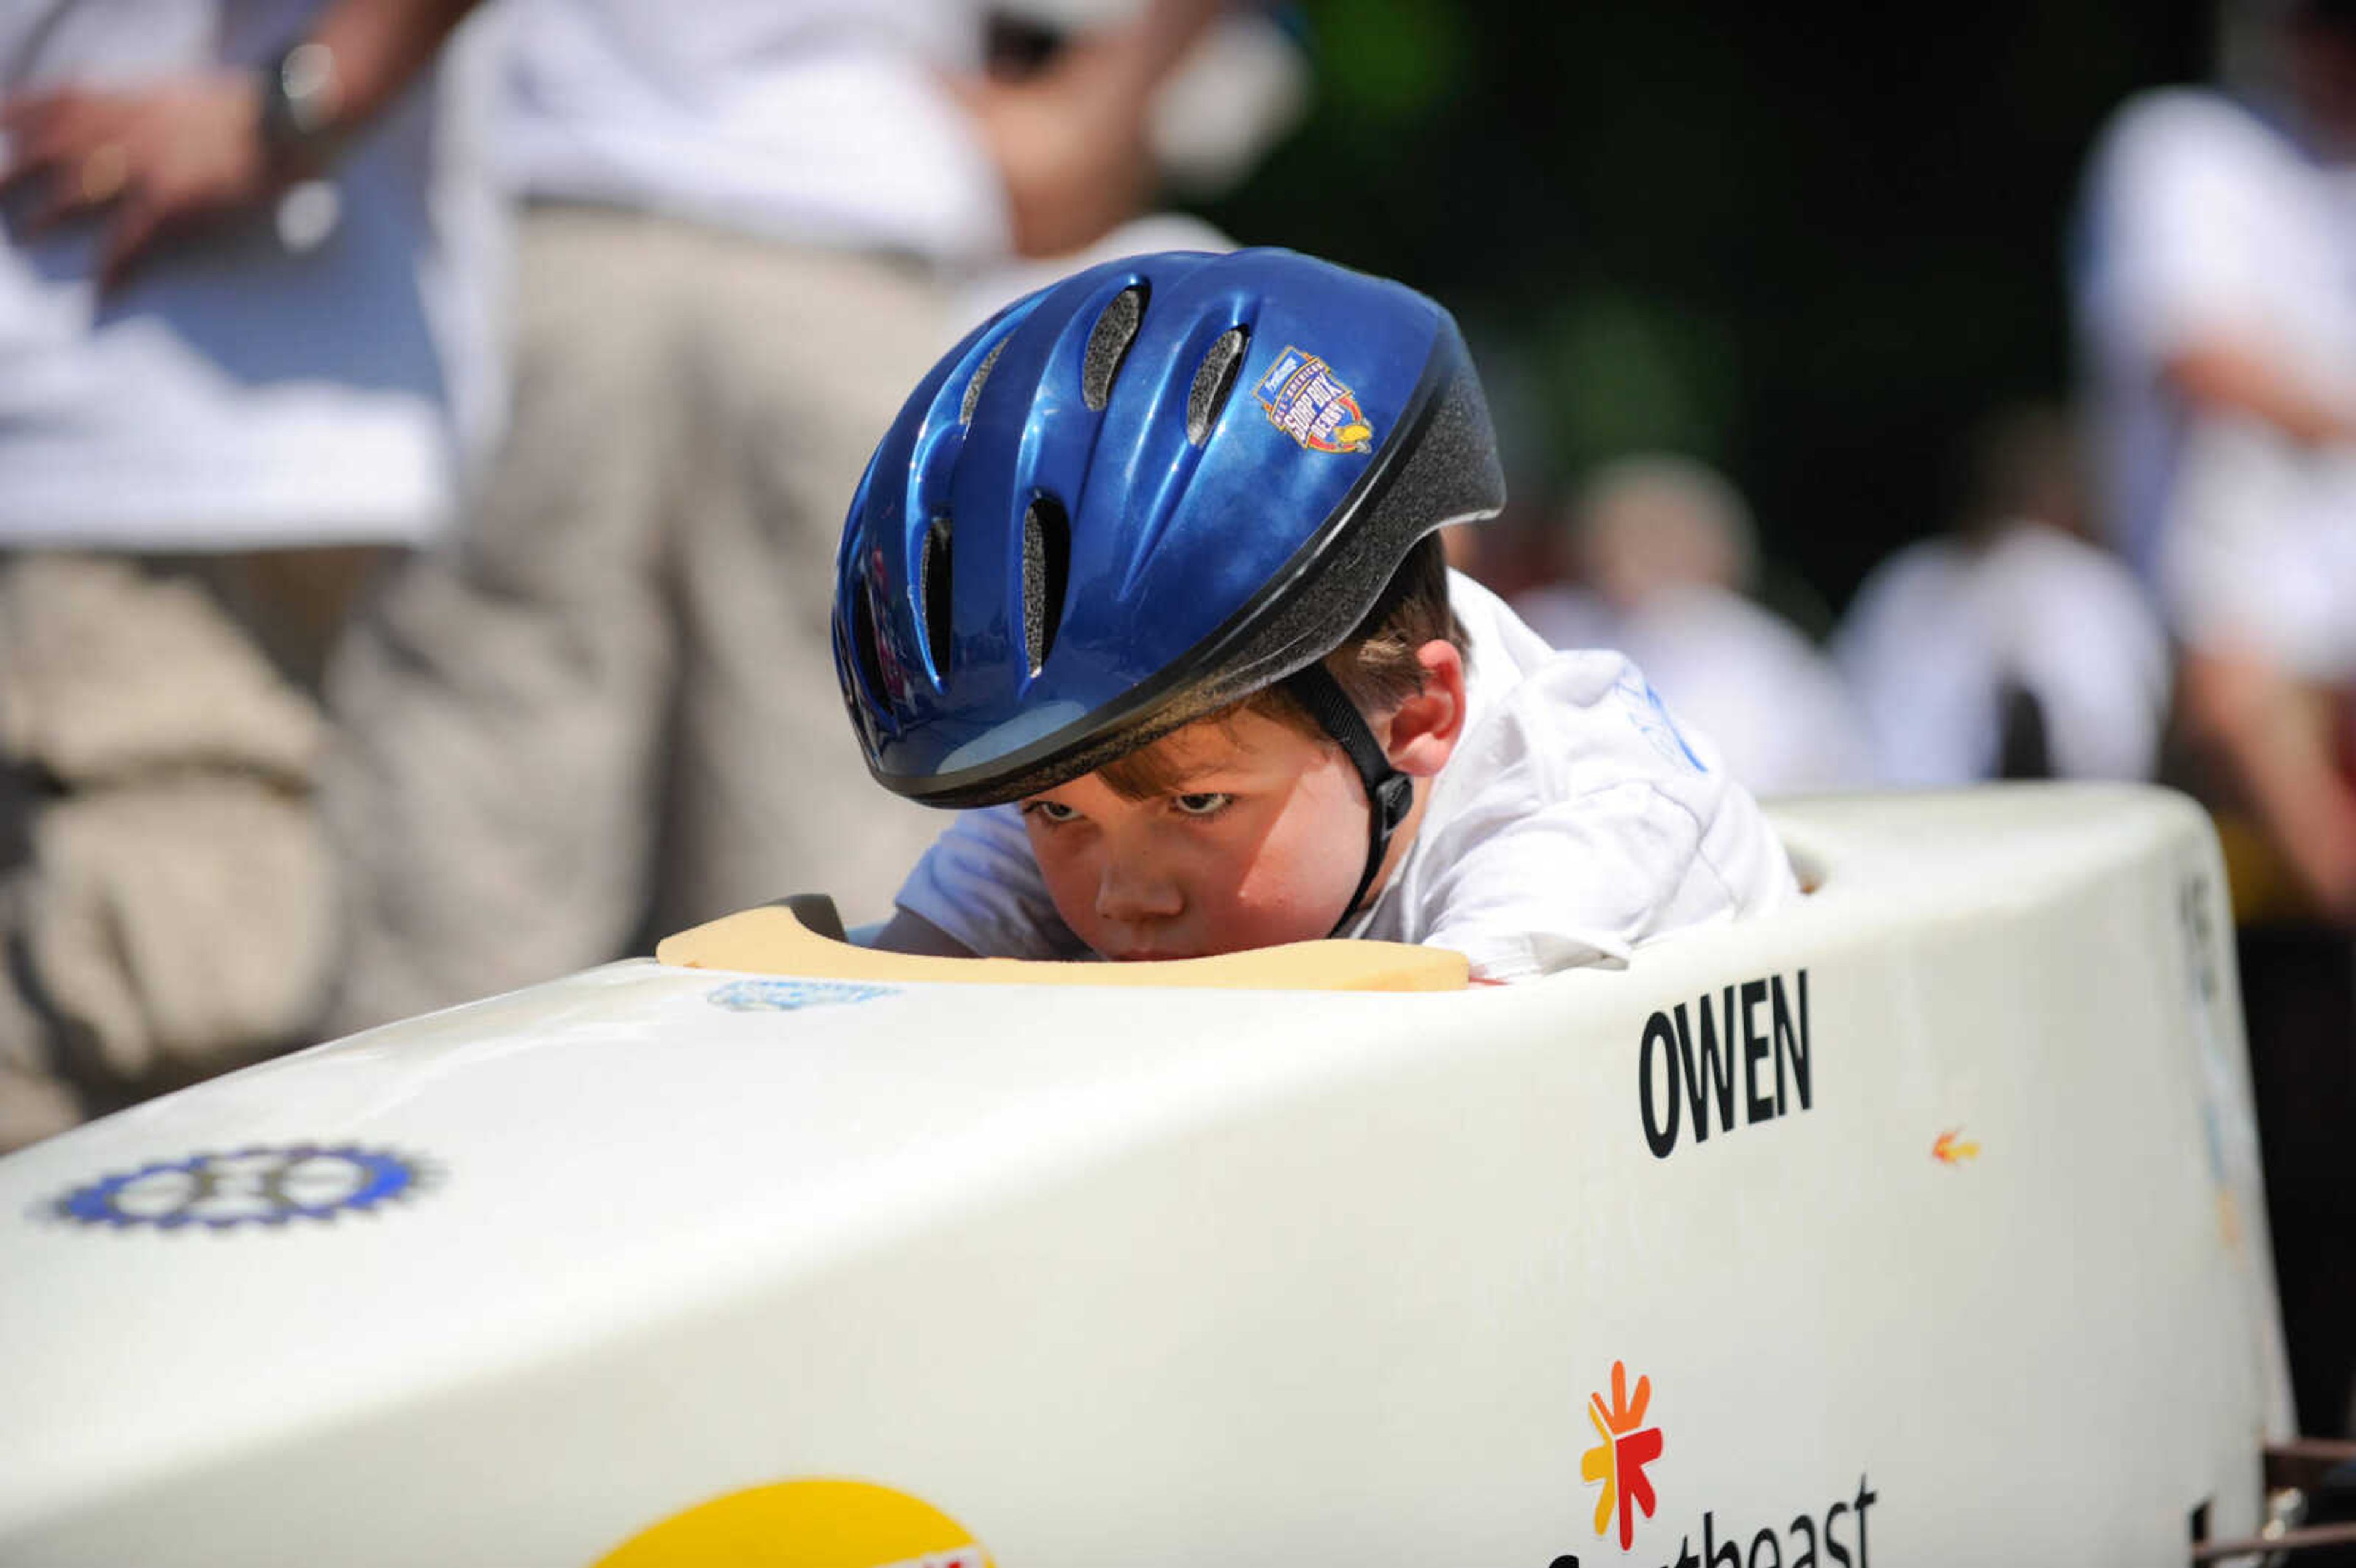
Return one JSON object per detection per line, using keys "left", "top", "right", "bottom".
{"left": 44, "top": 1145, "right": 430, "bottom": 1231}
{"left": 591, "top": 1477, "right": 991, "bottom": 1568}
{"left": 1255, "top": 344, "right": 1377, "bottom": 453}
{"left": 833, "top": 247, "right": 1506, "bottom": 809}
{"left": 706, "top": 978, "right": 899, "bottom": 1013}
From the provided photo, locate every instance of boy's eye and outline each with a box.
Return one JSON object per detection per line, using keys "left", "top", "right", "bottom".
{"left": 1172, "top": 792, "right": 1234, "bottom": 818}
{"left": 1022, "top": 799, "right": 1080, "bottom": 824}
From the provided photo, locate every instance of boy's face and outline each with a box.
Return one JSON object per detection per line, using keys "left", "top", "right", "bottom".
{"left": 1018, "top": 644, "right": 1465, "bottom": 961}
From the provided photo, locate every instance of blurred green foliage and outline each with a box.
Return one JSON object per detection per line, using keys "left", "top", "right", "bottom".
{"left": 1313, "top": 0, "right": 1469, "bottom": 123}
{"left": 1198, "top": 0, "right": 2206, "bottom": 607}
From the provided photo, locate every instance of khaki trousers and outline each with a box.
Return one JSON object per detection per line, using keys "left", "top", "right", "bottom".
{"left": 0, "top": 551, "right": 344, "bottom": 1151}
{"left": 326, "top": 207, "right": 953, "bottom": 1033}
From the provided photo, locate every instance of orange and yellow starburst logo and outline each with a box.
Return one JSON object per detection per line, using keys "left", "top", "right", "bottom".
{"left": 1580, "top": 1360, "right": 1664, "bottom": 1550}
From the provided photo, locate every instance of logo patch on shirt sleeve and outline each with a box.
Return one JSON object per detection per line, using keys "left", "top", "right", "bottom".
{"left": 1255, "top": 346, "right": 1376, "bottom": 454}
{"left": 1615, "top": 668, "right": 1706, "bottom": 774}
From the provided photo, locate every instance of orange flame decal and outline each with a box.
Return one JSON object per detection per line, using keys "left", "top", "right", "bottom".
{"left": 1932, "top": 1128, "right": 1981, "bottom": 1165}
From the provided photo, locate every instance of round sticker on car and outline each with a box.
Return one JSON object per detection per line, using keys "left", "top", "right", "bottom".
{"left": 593, "top": 1478, "right": 990, "bottom": 1568}
{"left": 47, "top": 1145, "right": 429, "bottom": 1230}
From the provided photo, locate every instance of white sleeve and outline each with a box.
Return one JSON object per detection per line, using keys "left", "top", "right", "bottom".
{"left": 1834, "top": 548, "right": 1989, "bottom": 786}
{"left": 2088, "top": 94, "right": 2276, "bottom": 358}
{"left": 1409, "top": 656, "right": 1798, "bottom": 983}
{"left": 891, "top": 804, "right": 1086, "bottom": 959}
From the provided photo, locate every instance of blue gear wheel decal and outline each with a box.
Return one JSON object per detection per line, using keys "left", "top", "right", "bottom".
{"left": 47, "top": 1145, "right": 434, "bottom": 1231}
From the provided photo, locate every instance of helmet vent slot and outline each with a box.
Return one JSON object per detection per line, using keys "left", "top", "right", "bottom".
{"left": 960, "top": 337, "right": 1008, "bottom": 425}
{"left": 850, "top": 575, "right": 891, "bottom": 709}
{"left": 1080, "top": 285, "right": 1147, "bottom": 412}
{"left": 920, "top": 518, "right": 955, "bottom": 678}
{"left": 1022, "top": 496, "right": 1071, "bottom": 677}
{"left": 1186, "top": 326, "right": 1250, "bottom": 445}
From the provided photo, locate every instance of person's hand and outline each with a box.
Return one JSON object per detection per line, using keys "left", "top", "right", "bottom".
{"left": 0, "top": 71, "right": 277, "bottom": 290}
{"left": 952, "top": 37, "right": 1157, "bottom": 259}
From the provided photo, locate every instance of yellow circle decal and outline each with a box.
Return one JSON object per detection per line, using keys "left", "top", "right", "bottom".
{"left": 593, "top": 1478, "right": 992, "bottom": 1568}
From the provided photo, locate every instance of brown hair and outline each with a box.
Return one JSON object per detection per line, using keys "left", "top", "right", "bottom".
{"left": 1095, "top": 534, "right": 1468, "bottom": 801}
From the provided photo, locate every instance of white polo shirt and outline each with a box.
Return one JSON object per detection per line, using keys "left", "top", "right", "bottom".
{"left": 894, "top": 573, "right": 1800, "bottom": 982}
{"left": 495, "top": 0, "right": 1009, "bottom": 264}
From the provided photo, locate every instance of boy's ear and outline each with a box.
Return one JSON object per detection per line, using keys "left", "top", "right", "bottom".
{"left": 1382, "top": 640, "right": 1468, "bottom": 778}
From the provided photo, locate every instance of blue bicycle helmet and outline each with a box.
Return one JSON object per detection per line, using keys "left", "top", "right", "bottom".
{"left": 834, "top": 247, "right": 1504, "bottom": 819}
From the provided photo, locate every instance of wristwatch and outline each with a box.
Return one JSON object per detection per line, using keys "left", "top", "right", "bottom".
{"left": 256, "top": 40, "right": 345, "bottom": 171}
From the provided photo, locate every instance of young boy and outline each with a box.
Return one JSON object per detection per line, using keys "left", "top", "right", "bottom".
{"left": 834, "top": 248, "right": 1795, "bottom": 982}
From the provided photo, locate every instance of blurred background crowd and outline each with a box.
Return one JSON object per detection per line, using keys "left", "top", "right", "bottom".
{"left": 1, "top": 0, "right": 2352, "bottom": 1440}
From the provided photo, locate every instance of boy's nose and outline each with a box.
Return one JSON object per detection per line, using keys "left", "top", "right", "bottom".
{"left": 1095, "top": 851, "right": 1184, "bottom": 923}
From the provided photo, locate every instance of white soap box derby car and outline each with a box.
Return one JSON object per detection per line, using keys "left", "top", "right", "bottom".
{"left": 0, "top": 786, "right": 2314, "bottom": 1567}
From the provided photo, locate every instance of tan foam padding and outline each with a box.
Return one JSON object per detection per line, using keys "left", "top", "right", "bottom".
{"left": 654, "top": 905, "right": 1468, "bottom": 992}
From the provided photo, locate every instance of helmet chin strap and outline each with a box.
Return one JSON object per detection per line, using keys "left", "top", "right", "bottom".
{"left": 1282, "top": 664, "right": 1416, "bottom": 938}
